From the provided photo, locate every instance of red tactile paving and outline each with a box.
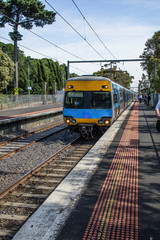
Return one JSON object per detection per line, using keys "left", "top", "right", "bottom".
{"left": 83, "top": 103, "right": 139, "bottom": 240}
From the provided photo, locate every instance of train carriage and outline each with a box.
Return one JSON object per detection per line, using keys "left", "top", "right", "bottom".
{"left": 63, "top": 76, "right": 134, "bottom": 139}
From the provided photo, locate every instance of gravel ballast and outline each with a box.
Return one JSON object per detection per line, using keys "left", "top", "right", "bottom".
{"left": 0, "top": 126, "right": 79, "bottom": 193}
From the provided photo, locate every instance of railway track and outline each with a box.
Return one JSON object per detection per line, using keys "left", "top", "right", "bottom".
{"left": 0, "top": 136, "right": 97, "bottom": 239}
{"left": 0, "top": 121, "right": 66, "bottom": 160}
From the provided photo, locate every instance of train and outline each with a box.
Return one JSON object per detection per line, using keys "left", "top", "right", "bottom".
{"left": 63, "top": 75, "right": 135, "bottom": 139}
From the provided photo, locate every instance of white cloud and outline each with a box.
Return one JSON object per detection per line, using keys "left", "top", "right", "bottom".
{"left": 0, "top": 1, "right": 159, "bottom": 91}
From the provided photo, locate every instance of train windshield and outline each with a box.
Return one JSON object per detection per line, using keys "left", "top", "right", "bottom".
{"left": 92, "top": 92, "right": 111, "bottom": 109}
{"left": 64, "top": 92, "right": 83, "bottom": 109}
{"left": 64, "top": 91, "right": 111, "bottom": 109}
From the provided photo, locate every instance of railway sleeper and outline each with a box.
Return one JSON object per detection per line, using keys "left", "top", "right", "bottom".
{"left": 43, "top": 168, "right": 70, "bottom": 172}
{"left": 54, "top": 164, "right": 75, "bottom": 167}
{"left": 53, "top": 159, "right": 77, "bottom": 164}
{"left": 11, "top": 192, "right": 47, "bottom": 199}
{"left": 61, "top": 156, "right": 81, "bottom": 160}
{"left": 35, "top": 172, "right": 65, "bottom": 177}
{"left": 0, "top": 214, "right": 28, "bottom": 221}
{"left": 24, "top": 185, "right": 54, "bottom": 190}
{"left": 1, "top": 201, "right": 38, "bottom": 209}
{"left": 46, "top": 163, "right": 75, "bottom": 168}
{"left": 28, "top": 178, "right": 59, "bottom": 183}
{"left": 0, "top": 229, "right": 16, "bottom": 237}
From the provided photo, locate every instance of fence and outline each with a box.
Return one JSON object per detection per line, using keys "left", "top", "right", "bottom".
{"left": 1, "top": 92, "right": 160, "bottom": 111}
{"left": 0, "top": 91, "right": 64, "bottom": 111}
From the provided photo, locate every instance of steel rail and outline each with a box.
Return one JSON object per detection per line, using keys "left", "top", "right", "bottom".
{"left": 0, "top": 122, "right": 66, "bottom": 160}
{"left": 0, "top": 136, "right": 81, "bottom": 199}
{"left": 0, "top": 121, "right": 64, "bottom": 147}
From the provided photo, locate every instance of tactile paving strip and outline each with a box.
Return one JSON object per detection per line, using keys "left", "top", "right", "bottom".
{"left": 83, "top": 103, "right": 139, "bottom": 240}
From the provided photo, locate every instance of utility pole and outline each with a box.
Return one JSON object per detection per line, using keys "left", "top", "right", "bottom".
{"left": 14, "top": 25, "right": 19, "bottom": 100}
{"left": 67, "top": 61, "right": 70, "bottom": 80}
{"left": 43, "top": 82, "right": 47, "bottom": 105}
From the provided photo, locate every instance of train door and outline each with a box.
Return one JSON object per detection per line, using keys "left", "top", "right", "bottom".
{"left": 120, "top": 88, "right": 123, "bottom": 113}
{"left": 123, "top": 89, "right": 125, "bottom": 109}
{"left": 112, "top": 84, "right": 120, "bottom": 119}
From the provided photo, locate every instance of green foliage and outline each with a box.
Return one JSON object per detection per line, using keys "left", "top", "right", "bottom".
{"left": 0, "top": 42, "right": 68, "bottom": 94}
{"left": 0, "top": 42, "right": 14, "bottom": 60}
{"left": 0, "top": 42, "right": 29, "bottom": 93}
{"left": 0, "top": 0, "right": 56, "bottom": 92}
{"left": 29, "top": 58, "right": 67, "bottom": 94}
{"left": 69, "top": 73, "right": 79, "bottom": 78}
{"left": 140, "top": 31, "right": 160, "bottom": 93}
{"left": 0, "top": 47, "right": 14, "bottom": 90}
{"left": 0, "top": 0, "right": 56, "bottom": 41}
{"left": 93, "top": 65, "right": 133, "bottom": 89}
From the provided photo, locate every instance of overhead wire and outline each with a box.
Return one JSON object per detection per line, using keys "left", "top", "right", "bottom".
{"left": 0, "top": 11, "right": 86, "bottom": 61}
{"left": 71, "top": 0, "right": 132, "bottom": 79}
{"left": 71, "top": 0, "right": 116, "bottom": 60}
{"left": 0, "top": 8, "right": 138, "bottom": 82}
{"left": 0, "top": 11, "right": 92, "bottom": 73}
{"left": 43, "top": 0, "right": 106, "bottom": 60}
{"left": 28, "top": 30, "right": 86, "bottom": 61}
{"left": 0, "top": 11, "right": 100, "bottom": 71}
{"left": 0, "top": 36, "right": 90, "bottom": 74}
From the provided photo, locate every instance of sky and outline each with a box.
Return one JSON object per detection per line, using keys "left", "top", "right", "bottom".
{"left": 0, "top": 0, "right": 160, "bottom": 91}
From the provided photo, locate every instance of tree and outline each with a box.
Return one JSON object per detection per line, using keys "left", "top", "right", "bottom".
{"left": 69, "top": 73, "right": 79, "bottom": 78}
{"left": 0, "top": 0, "right": 56, "bottom": 95}
{"left": 0, "top": 41, "right": 28, "bottom": 93}
{"left": 0, "top": 48, "right": 14, "bottom": 91}
{"left": 93, "top": 65, "right": 133, "bottom": 89}
{"left": 140, "top": 31, "right": 160, "bottom": 92}
{"left": 0, "top": 41, "right": 68, "bottom": 94}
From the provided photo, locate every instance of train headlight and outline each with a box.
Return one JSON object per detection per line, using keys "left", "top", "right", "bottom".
{"left": 104, "top": 120, "right": 110, "bottom": 125}
{"left": 66, "top": 119, "right": 70, "bottom": 124}
{"left": 71, "top": 119, "right": 76, "bottom": 124}
{"left": 65, "top": 117, "right": 76, "bottom": 124}
{"left": 68, "top": 85, "right": 74, "bottom": 89}
{"left": 102, "top": 85, "right": 108, "bottom": 89}
{"left": 98, "top": 120, "right": 104, "bottom": 124}
{"left": 98, "top": 119, "right": 110, "bottom": 125}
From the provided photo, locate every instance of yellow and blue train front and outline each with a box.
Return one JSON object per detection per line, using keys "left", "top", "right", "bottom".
{"left": 63, "top": 108, "right": 112, "bottom": 127}
{"left": 63, "top": 78, "right": 113, "bottom": 129}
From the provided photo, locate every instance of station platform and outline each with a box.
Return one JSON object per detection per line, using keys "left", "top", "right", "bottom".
{"left": 0, "top": 103, "right": 63, "bottom": 121}
{"left": 12, "top": 102, "right": 160, "bottom": 240}
{"left": 0, "top": 104, "right": 63, "bottom": 135}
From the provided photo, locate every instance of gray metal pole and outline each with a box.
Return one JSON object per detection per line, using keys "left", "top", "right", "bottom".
{"left": 110, "top": 62, "right": 112, "bottom": 77}
{"left": 68, "top": 58, "right": 147, "bottom": 64}
{"left": 28, "top": 60, "right": 30, "bottom": 95}
{"left": 67, "top": 61, "right": 70, "bottom": 80}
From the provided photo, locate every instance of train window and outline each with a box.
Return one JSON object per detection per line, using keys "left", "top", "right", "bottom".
{"left": 91, "top": 92, "right": 111, "bottom": 109}
{"left": 64, "top": 91, "right": 112, "bottom": 109}
{"left": 120, "top": 89, "right": 123, "bottom": 102}
{"left": 114, "top": 94, "right": 118, "bottom": 104}
{"left": 64, "top": 91, "right": 83, "bottom": 108}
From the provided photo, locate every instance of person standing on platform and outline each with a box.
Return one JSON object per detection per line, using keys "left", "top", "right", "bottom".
{"left": 145, "top": 95, "right": 147, "bottom": 104}
{"left": 139, "top": 94, "right": 142, "bottom": 103}
{"left": 147, "top": 93, "right": 151, "bottom": 106}
{"left": 155, "top": 100, "right": 160, "bottom": 132}
{"left": 155, "top": 100, "right": 160, "bottom": 119}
